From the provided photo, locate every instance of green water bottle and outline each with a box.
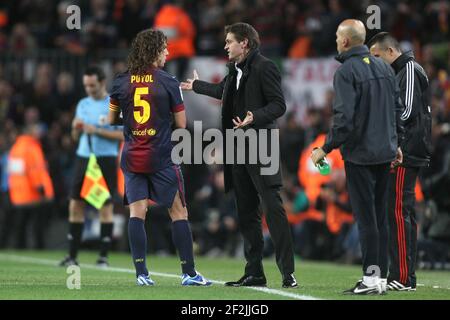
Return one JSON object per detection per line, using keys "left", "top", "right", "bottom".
{"left": 316, "top": 157, "right": 331, "bottom": 176}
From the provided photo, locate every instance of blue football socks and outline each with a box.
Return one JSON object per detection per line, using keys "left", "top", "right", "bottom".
{"left": 172, "top": 220, "right": 196, "bottom": 277}
{"left": 128, "top": 217, "right": 149, "bottom": 277}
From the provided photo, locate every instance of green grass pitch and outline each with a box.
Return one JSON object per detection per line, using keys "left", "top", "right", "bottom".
{"left": 0, "top": 250, "right": 449, "bottom": 300}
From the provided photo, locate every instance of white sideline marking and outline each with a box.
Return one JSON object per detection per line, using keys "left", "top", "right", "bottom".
{"left": 0, "top": 254, "right": 321, "bottom": 300}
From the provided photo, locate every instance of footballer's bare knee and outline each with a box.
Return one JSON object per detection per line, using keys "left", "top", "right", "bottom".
{"left": 129, "top": 199, "right": 148, "bottom": 220}
{"left": 169, "top": 207, "right": 188, "bottom": 221}
{"left": 168, "top": 192, "right": 188, "bottom": 221}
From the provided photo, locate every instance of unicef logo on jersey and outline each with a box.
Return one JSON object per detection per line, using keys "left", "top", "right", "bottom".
{"left": 132, "top": 128, "right": 157, "bottom": 136}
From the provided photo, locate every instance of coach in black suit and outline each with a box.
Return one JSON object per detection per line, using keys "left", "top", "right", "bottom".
{"left": 181, "top": 22, "right": 297, "bottom": 288}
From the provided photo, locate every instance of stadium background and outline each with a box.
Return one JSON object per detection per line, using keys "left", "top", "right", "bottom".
{"left": 0, "top": 0, "right": 449, "bottom": 275}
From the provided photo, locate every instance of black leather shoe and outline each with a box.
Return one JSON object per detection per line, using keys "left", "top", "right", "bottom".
{"left": 225, "top": 274, "right": 267, "bottom": 287}
{"left": 282, "top": 273, "right": 298, "bottom": 288}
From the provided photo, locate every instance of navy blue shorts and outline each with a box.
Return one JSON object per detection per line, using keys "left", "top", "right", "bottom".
{"left": 123, "top": 165, "right": 186, "bottom": 208}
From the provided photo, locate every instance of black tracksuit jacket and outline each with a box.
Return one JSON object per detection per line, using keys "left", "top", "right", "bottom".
{"left": 391, "top": 51, "right": 432, "bottom": 167}
{"left": 322, "top": 45, "right": 404, "bottom": 165}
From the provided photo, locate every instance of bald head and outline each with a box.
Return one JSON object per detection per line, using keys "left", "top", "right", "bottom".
{"left": 339, "top": 20, "right": 366, "bottom": 43}
{"left": 336, "top": 19, "right": 366, "bottom": 54}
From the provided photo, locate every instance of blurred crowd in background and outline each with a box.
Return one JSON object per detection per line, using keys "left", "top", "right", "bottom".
{"left": 0, "top": 0, "right": 449, "bottom": 269}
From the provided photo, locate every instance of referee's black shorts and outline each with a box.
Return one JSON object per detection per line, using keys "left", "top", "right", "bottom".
{"left": 70, "top": 156, "right": 118, "bottom": 203}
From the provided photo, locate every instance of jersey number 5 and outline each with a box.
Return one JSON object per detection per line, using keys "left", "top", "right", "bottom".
{"left": 133, "top": 87, "right": 150, "bottom": 124}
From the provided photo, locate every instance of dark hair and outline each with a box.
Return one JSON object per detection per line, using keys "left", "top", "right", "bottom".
{"left": 224, "top": 23, "right": 260, "bottom": 50}
{"left": 367, "top": 32, "right": 402, "bottom": 52}
{"left": 127, "top": 29, "right": 167, "bottom": 75}
{"left": 84, "top": 65, "right": 106, "bottom": 81}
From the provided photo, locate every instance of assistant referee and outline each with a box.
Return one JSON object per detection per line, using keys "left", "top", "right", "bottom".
{"left": 60, "top": 66, "right": 124, "bottom": 267}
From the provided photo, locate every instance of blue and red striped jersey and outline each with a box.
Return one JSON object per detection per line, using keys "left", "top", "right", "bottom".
{"left": 110, "top": 68, "right": 185, "bottom": 173}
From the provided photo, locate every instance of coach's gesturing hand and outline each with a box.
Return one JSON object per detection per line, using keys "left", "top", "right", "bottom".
{"left": 233, "top": 111, "right": 254, "bottom": 129}
{"left": 180, "top": 70, "right": 199, "bottom": 90}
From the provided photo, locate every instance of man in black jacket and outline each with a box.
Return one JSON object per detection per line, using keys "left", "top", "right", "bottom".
{"left": 311, "top": 20, "right": 404, "bottom": 295}
{"left": 369, "top": 32, "right": 432, "bottom": 291}
{"left": 181, "top": 22, "right": 297, "bottom": 288}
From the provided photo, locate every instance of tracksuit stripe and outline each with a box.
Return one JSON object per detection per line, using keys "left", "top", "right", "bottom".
{"left": 395, "top": 167, "right": 407, "bottom": 284}
{"left": 398, "top": 167, "right": 408, "bottom": 284}
{"left": 400, "top": 167, "right": 406, "bottom": 284}
{"left": 399, "top": 168, "right": 405, "bottom": 284}
{"left": 401, "top": 62, "right": 414, "bottom": 120}
{"left": 395, "top": 167, "right": 403, "bottom": 283}
{"left": 401, "top": 168, "right": 409, "bottom": 284}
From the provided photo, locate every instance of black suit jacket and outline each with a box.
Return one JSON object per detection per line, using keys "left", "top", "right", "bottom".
{"left": 192, "top": 49, "right": 286, "bottom": 192}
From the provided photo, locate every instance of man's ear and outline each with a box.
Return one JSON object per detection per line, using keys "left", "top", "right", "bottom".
{"left": 343, "top": 37, "right": 350, "bottom": 48}
{"left": 388, "top": 47, "right": 397, "bottom": 56}
{"left": 241, "top": 38, "right": 249, "bottom": 49}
